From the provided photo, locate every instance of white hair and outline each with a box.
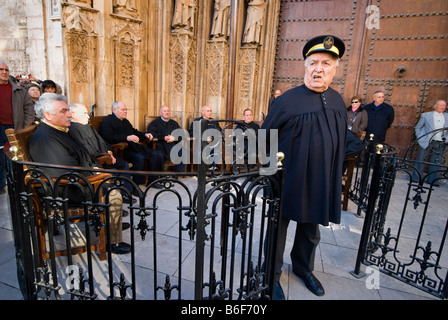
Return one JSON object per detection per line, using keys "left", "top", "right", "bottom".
{"left": 34, "top": 93, "right": 67, "bottom": 121}
{"left": 304, "top": 55, "right": 339, "bottom": 67}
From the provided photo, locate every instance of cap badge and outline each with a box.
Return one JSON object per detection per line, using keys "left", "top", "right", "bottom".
{"left": 323, "top": 36, "right": 334, "bottom": 49}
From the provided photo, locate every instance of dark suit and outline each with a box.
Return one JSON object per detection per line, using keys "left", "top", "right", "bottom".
{"left": 364, "top": 102, "right": 394, "bottom": 143}
{"left": 99, "top": 114, "right": 164, "bottom": 185}
{"left": 147, "top": 117, "right": 185, "bottom": 172}
{"left": 69, "top": 121, "right": 133, "bottom": 193}
{"left": 188, "top": 117, "right": 222, "bottom": 166}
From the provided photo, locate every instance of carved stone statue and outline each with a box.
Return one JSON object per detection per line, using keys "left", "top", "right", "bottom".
{"left": 172, "top": 0, "right": 197, "bottom": 33}
{"left": 210, "top": 0, "right": 231, "bottom": 39}
{"left": 242, "top": 0, "right": 266, "bottom": 44}
{"left": 113, "top": 0, "right": 138, "bottom": 18}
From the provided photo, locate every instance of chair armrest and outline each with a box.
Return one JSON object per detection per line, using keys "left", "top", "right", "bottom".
{"left": 95, "top": 153, "right": 113, "bottom": 166}
{"left": 111, "top": 142, "right": 128, "bottom": 158}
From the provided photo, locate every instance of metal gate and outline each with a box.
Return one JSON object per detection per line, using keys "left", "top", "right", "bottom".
{"left": 351, "top": 128, "right": 448, "bottom": 299}
{"left": 5, "top": 119, "right": 284, "bottom": 300}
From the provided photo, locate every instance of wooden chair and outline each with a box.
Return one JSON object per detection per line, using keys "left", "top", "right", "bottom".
{"left": 5, "top": 125, "right": 110, "bottom": 264}
{"left": 89, "top": 115, "right": 129, "bottom": 159}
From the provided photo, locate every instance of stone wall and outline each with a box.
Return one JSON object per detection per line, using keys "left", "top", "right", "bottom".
{"left": 0, "top": 0, "right": 281, "bottom": 131}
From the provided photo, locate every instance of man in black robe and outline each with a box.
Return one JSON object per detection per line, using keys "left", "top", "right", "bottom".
{"left": 68, "top": 103, "right": 135, "bottom": 200}
{"left": 29, "top": 93, "right": 130, "bottom": 254}
{"left": 188, "top": 105, "right": 223, "bottom": 168}
{"left": 147, "top": 105, "right": 185, "bottom": 172}
{"left": 99, "top": 101, "right": 164, "bottom": 186}
{"left": 262, "top": 35, "right": 347, "bottom": 298}
{"left": 235, "top": 109, "right": 259, "bottom": 167}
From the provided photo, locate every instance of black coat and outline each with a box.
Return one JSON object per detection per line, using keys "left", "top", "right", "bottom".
{"left": 99, "top": 114, "right": 164, "bottom": 173}
{"left": 29, "top": 123, "right": 98, "bottom": 177}
{"left": 69, "top": 121, "right": 112, "bottom": 155}
{"left": 364, "top": 102, "right": 394, "bottom": 143}
{"left": 147, "top": 117, "right": 182, "bottom": 159}
{"left": 99, "top": 114, "right": 150, "bottom": 160}
{"left": 261, "top": 85, "right": 347, "bottom": 226}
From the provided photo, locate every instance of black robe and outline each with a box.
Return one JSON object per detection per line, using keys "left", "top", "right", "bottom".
{"left": 68, "top": 121, "right": 130, "bottom": 171}
{"left": 99, "top": 114, "right": 164, "bottom": 177}
{"left": 29, "top": 122, "right": 98, "bottom": 178}
{"left": 99, "top": 114, "right": 160, "bottom": 163}
{"left": 261, "top": 84, "right": 347, "bottom": 226}
{"left": 147, "top": 117, "right": 182, "bottom": 159}
{"left": 69, "top": 121, "right": 112, "bottom": 155}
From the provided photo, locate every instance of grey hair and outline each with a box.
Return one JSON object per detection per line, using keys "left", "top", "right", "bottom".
{"left": 0, "top": 60, "right": 8, "bottom": 66}
{"left": 111, "top": 101, "right": 121, "bottom": 113}
{"left": 434, "top": 100, "right": 447, "bottom": 106}
{"left": 34, "top": 93, "right": 67, "bottom": 121}
{"left": 373, "top": 90, "right": 384, "bottom": 97}
{"left": 68, "top": 102, "right": 84, "bottom": 113}
{"left": 304, "top": 55, "right": 339, "bottom": 67}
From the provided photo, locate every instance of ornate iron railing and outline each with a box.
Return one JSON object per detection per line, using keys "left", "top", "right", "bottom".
{"left": 5, "top": 119, "right": 284, "bottom": 300}
{"left": 352, "top": 128, "right": 448, "bottom": 299}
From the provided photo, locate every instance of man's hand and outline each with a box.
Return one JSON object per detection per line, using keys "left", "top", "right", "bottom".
{"left": 164, "top": 135, "right": 175, "bottom": 143}
{"left": 107, "top": 150, "right": 117, "bottom": 164}
{"left": 145, "top": 133, "right": 154, "bottom": 141}
{"left": 127, "top": 135, "right": 140, "bottom": 143}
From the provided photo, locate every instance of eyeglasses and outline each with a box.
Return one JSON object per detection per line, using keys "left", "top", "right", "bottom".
{"left": 351, "top": 101, "right": 359, "bottom": 104}
{"left": 0, "top": 68, "right": 10, "bottom": 72}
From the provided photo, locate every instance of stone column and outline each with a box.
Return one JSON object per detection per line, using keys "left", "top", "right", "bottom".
{"left": 235, "top": 44, "right": 260, "bottom": 118}
{"left": 62, "top": 4, "right": 99, "bottom": 108}
{"left": 205, "top": 38, "right": 229, "bottom": 120}
{"left": 169, "top": 33, "right": 197, "bottom": 126}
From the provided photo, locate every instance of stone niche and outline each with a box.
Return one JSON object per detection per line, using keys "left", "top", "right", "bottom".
{"left": 62, "top": 3, "right": 99, "bottom": 108}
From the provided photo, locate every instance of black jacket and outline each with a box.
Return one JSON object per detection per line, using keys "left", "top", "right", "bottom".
{"left": 364, "top": 102, "right": 394, "bottom": 143}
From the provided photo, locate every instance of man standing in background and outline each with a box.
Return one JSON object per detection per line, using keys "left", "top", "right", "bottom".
{"left": 364, "top": 90, "right": 394, "bottom": 143}
{"left": 0, "top": 60, "right": 35, "bottom": 194}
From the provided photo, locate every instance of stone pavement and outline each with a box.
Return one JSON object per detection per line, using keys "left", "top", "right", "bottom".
{"left": 0, "top": 175, "right": 443, "bottom": 300}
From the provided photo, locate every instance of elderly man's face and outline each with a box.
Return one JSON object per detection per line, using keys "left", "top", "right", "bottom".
{"left": 46, "top": 100, "right": 71, "bottom": 128}
{"left": 373, "top": 92, "right": 385, "bottom": 106}
{"left": 160, "top": 106, "right": 170, "bottom": 120}
{"left": 434, "top": 100, "right": 447, "bottom": 114}
{"left": 202, "top": 106, "right": 213, "bottom": 119}
{"left": 304, "top": 53, "right": 338, "bottom": 93}
{"left": 0, "top": 63, "right": 10, "bottom": 84}
{"left": 71, "top": 104, "right": 90, "bottom": 125}
{"left": 114, "top": 102, "right": 128, "bottom": 120}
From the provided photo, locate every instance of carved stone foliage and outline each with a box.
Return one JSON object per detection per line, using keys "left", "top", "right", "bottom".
{"left": 117, "top": 34, "right": 135, "bottom": 87}
{"left": 206, "top": 40, "right": 228, "bottom": 96}
{"left": 238, "top": 47, "right": 258, "bottom": 99}
{"left": 112, "top": 20, "right": 141, "bottom": 123}
{"left": 68, "top": 31, "right": 89, "bottom": 83}
{"left": 170, "top": 34, "right": 196, "bottom": 94}
{"left": 62, "top": 4, "right": 98, "bottom": 84}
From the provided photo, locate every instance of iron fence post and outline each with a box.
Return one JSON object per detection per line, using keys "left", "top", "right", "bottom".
{"left": 356, "top": 137, "right": 375, "bottom": 217}
{"left": 6, "top": 159, "right": 36, "bottom": 299}
{"left": 266, "top": 166, "right": 284, "bottom": 299}
{"left": 194, "top": 119, "right": 208, "bottom": 300}
{"left": 351, "top": 145, "right": 383, "bottom": 278}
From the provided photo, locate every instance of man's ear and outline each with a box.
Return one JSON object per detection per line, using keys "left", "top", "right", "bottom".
{"left": 43, "top": 112, "right": 52, "bottom": 122}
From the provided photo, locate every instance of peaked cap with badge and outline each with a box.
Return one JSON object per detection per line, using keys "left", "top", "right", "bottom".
{"left": 302, "top": 35, "right": 345, "bottom": 59}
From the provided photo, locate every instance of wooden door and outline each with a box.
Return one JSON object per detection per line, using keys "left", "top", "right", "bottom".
{"left": 272, "top": 0, "right": 448, "bottom": 157}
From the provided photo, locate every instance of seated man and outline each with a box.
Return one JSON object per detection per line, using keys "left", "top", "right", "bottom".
{"left": 146, "top": 105, "right": 185, "bottom": 172}
{"left": 235, "top": 109, "right": 259, "bottom": 167}
{"left": 99, "top": 101, "right": 164, "bottom": 186}
{"left": 68, "top": 102, "right": 135, "bottom": 202}
{"left": 188, "top": 105, "right": 222, "bottom": 168}
{"left": 29, "top": 93, "right": 130, "bottom": 254}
